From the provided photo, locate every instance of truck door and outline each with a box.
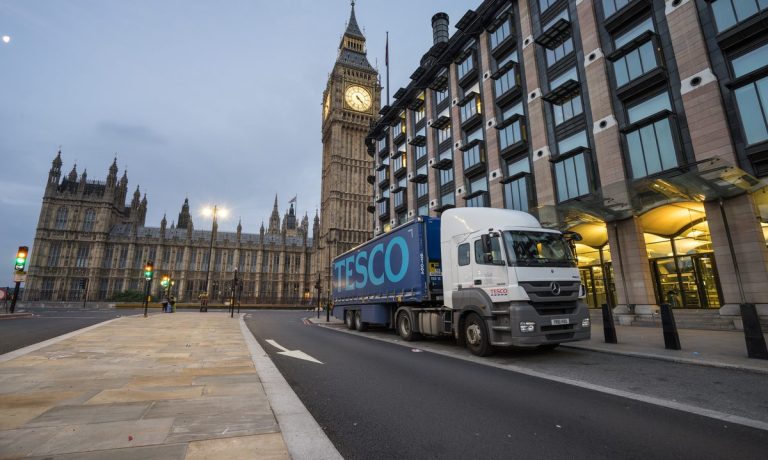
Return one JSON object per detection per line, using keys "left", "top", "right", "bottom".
{"left": 455, "top": 242, "right": 473, "bottom": 289}
{"left": 472, "top": 236, "right": 508, "bottom": 289}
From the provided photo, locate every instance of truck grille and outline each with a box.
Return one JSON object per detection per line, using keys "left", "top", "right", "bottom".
{"left": 519, "top": 281, "right": 579, "bottom": 303}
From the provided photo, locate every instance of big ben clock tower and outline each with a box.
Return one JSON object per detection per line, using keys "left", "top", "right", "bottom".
{"left": 316, "top": 1, "right": 380, "bottom": 294}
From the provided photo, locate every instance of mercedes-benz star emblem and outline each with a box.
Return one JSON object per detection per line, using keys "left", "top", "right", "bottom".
{"left": 550, "top": 281, "right": 561, "bottom": 295}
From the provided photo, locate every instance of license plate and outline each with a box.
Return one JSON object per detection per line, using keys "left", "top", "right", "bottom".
{"left": 551, "top": 318, "right": 569, "bottom": 326}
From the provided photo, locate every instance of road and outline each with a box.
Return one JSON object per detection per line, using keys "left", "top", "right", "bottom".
{"left": 0, "top": 306, "right": 145, "bottom": 354}
{"left": 244, "top": 310, "right": 768, "bottom": 460}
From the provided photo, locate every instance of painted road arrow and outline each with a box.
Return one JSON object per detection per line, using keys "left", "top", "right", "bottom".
{"left": 265, "top": 339, "right": 324, "bottom": 364}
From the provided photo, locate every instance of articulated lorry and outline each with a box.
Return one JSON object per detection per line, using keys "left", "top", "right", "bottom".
{"left": 331, "top": 208, "right": 590, "bottom": 356}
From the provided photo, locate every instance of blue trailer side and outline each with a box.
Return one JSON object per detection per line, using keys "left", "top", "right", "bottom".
{"left": 332, "top": 217, "right": 442, "bottom": 327}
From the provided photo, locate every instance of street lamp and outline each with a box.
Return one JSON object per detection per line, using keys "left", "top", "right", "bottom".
{"left": 201, "top": 205, "right": 228, "bottom": 311}
{"left": 2, "top": 35, "right": 10, "bottom": 44}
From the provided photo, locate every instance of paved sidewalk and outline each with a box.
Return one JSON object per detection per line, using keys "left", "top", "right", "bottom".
{"left": 0, "top": 312, "right": 334, "bottom": 459}
{"left": 311, "top": 315, "right": 768, "bottom": 373}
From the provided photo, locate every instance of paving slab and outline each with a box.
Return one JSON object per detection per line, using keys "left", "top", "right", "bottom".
{"left": 0, "top": 313, "right": 293, "bottom": 459}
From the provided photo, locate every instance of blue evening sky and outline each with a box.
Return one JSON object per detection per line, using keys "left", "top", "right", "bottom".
{"left": 0, "top": 0, "right": 470, "bottom": 278}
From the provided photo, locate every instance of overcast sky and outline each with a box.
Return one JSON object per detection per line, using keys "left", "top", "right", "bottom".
{"left": 0, "top": 0, "right": 470, "bottom": 279}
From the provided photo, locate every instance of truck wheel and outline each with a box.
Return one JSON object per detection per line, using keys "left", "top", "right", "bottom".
{"left": 345, "top": 311, "right": 355, "bottom": 330}
{"left": 464, "top": 312, "right": 493, "bottom": 357}
{"left": 397, "top": 311, "right": 421, "bottom": 341}
{"left": 354, "top": 311, "right": 368, "bottom": 332}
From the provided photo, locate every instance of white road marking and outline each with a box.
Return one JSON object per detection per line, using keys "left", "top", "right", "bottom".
{"left": 266, "top": 339, "right": 323, "bottom": 364}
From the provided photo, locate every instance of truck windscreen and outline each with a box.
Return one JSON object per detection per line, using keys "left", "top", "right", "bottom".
{"left": 502, "top": 231, "right": 576, "bottom": 267}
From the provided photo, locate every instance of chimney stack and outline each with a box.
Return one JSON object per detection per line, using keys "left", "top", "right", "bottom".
{"left": 432, "top": 13, "right": 449, "bottom": 45}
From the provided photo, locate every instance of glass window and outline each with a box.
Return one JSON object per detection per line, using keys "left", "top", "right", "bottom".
{"left": 499, "top": 118, "right": 525, "bottom": 150}
{"left": 438, "top": 125, "right": 452, "bottom": 144}
{"left": 458, "top": 54, "right": 475, "bottom": 80}
{"left": 392, "top": 153, "right": 406, "bottom": 172}
{"left": 627, "top": 91, "right": 672, "bottom": 124}
{"left": 55, "top": 207, "right": 68, "bottom": 230}
{"left": 394, "top": 190, "right": 406, "bottom": 209}
{"left": 613, "top": 41, "right": 659, "bottom": 87}
{"left": 732, "top": 41, "right": 768, "bottom": 78}
{"left": 439, "top": 166, "right": 454, "bottom": 185}
{"left": 466, "top": 127, "right": 484, "bottom": 144}
{"left": 603, "top": 0, "right": 632, "bottom": 18}
{"left": 502, "top": 102, "right": 524, "bottom": 120}
{"left": 544, "top": 8, "right": 569, "bottom": 31}
{"left": 82, "top": 209, "right": 96, "bottom": 232}
{"left": 435, "top": 87, "right": 449, "bottom": 105}
{"left": 417, "top": 181, "right": 429, "bottom": 198}
{"left": 626, "top": 118, "right": 678, "bottom": 178}
{"left": 463, "top": 144, "right": 485, "bottom": 170}
{"left": 550, "top": 66, "right": 579, "bottom": 90}
{"left": 504, "top": 159, "right": 530, "bottom": 211}
{"left": 614, "top": 17, "right": 655, "bottom": 48}
{"left": 734, "top": 77, "right": 768, "bottom": 145}
{"left": 475, "top": 237, "right": 504, "bottom": 265}
{"left": 711, "top": 0, "right": 768, "bottom": 33}
{"left": 441, "top": 191, "right": 455, "bottom": 207}
{"left": 377, "top": 135, "right": 388, "bottom": 153}
{"left": 377, "top": 200, "right": 389, "bottom": 217}
{"left": 458, "top": 243, "right": 470, "bottom": 266}
{"left": 48, "top": 242, "right": 61, "bottom": 266}
{"left": 460, "top": 94, "right": 481, "bottom": 123}
{"left": 546, "top": 37, "right": 574, "bottom": 67}
{"left": 557, "top": 130, "right": 588, "bottom": 154}
{"left": 497, "top": 50, "right": 518, "bottom": 68}
{"left": 418, "top": 204, "right": 429, "bottom": 216}
{"left": 555, "top": 152, "right": 590, "bottom": 201}
{"left": 490, "top": 19, "right": 511, "bottom": 50}
{"left": 466, "top": 177, "right": 488, "bottom": 208}
{"left": 495, "top": 68, "right": 519, "bottom": 96}
{"left": 76, "top": 245, "right": 90, "bottom": 268}
{"left": 415, "top": 144, "right": 427, "bottom": 160}
{"left": 553, "top": 94, "right": 583, "bottom": 125}
{"left": 414, "top": 105, "right": 425, "bottom": 124}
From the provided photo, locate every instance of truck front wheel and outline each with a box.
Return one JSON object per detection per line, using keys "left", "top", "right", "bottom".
{"left": 345, "top": 310, "right": 355, "bottom": 330}
{"left": 397, "top": 311, "right": 421, "bottom": 341}
{"left": 354, "top": 311, "right": 368, "bottom": 332}
{"left": 464, "top": 313, "right": 493, "bottom": 357}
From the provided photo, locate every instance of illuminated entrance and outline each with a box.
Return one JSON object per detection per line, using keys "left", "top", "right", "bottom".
{"left": 568, "top": 202, "right": 721, "bottom": 309}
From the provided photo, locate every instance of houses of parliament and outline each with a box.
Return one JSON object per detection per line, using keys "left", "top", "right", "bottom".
{"left": 23, "top": 2, "right": 378, "bottom": 305}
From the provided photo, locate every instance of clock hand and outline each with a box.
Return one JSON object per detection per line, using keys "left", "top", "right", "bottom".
{"left": 356, "top": 95, "right": 364, "bottom": 103}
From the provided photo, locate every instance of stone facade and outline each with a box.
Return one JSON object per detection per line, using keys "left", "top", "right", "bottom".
{"left": 24, "top": 151, "right": 315, "bottom": 305}
{"left": 313, "top": 3, "right": 381, "bottom": 296}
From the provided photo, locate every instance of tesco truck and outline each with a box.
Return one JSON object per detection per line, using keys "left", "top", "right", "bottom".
{"left": 331, "top": 208, "right": 590, "bottom": 356}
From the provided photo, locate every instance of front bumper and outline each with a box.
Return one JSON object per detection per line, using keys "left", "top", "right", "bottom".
{"left": 489, "top": 302, "right": 591, "bottom": 348}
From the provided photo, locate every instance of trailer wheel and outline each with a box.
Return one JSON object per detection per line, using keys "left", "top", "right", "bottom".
{"left": 464, "top": 312, "right": 493, "bottom": 357}
{"left": 345, "top": 310, "right": 355, "bottom": 330}
{"left": 354, "top": 311, "right": 368, "bottom": 332}
{"left": 397, "top": 311, "right": 421, "bottom": 341}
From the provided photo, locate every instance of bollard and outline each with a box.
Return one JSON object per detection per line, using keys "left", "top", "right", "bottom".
{"left": 601, "top": 303, "right": 617, "bottom": 344}
{"left": 740, "top": 303, "right": 768, "bottom": 360}
{"left": 659, "top": 303, "right": 681, "bottom": 350}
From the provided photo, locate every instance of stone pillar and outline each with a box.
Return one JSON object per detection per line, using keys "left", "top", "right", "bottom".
{"left": 608, "top": 217, "right": 657, "bottom": 315}
{"left": 705, "top": 194, "right": 768, "bottom": 316}
{"left": 477, "top": 28, "right": 503, "bottom": 208}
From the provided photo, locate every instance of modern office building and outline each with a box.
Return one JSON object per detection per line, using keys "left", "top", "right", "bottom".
{"left": 24, "top": 151, "right": 315, "bottom": 305}
{"left": 365, "top": 0, "right": 768, "bottom": 322}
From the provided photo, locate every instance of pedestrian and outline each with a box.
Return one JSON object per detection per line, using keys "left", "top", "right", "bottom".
{"left": 162, "top": 298, "right": 169, "bottom": 313}
{"left": 170, "top": 295, "right": 176, "bottom": 313}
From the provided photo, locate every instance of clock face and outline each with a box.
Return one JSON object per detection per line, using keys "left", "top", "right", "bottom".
{"left": 344, "top": 85, "right": 372, "bottom": 112}
{"left": 323, "top": 92, "right": 331, "bottom": 119}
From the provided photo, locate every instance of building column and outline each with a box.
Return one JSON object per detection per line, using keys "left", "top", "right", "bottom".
{"left": 608, "top": 217, "right": 657, "bottom": 314}
{"left": 477, "top": 28, "right": 503, "bottom": 208}
{"left": 704, "top": 194, "right": 768, "bottom": 316}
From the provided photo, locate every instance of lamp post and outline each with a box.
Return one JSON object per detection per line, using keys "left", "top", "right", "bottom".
{"left": 2, "top": 35, "right": 10, "bottom": 44}
{"left": 201, "top": 205, "right": 228, "bottom": 312}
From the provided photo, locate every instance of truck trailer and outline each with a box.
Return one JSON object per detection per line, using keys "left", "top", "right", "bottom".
{"left": 331, "top": 208, "right": 590, "bottom": 356}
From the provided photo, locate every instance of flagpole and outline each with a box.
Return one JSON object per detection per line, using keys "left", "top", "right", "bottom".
{"left": 386, "top": 31, "right": 390, "bottom": 106}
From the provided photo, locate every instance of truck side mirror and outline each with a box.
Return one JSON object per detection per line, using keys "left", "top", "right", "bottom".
{"left": 481, "top": 234, "right": 492, "bottom": 254}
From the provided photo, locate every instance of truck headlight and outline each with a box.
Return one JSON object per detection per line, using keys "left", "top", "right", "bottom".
{"left": 582, "top": 318, "right": 590, "bottom": 327}
{"left": 519, "top": 321, "right": 536, "bottom": 333}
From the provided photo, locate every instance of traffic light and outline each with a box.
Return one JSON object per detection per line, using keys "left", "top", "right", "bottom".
{"left": 144, "top": 261, "right": 154, "bottom": 280}
{"left": 15, "top": 246, "right": 28, "bottom": 272}
{"left": 161, "top": 275, "right": 169, "bottom": 288}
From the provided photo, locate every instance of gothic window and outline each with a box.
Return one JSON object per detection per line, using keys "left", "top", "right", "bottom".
{"left": 48, "top": 242, "right": 61, "bottom": 266}
{"left": 75, "top": 245, "right": 90, "bottom": 268}
{"left": 82, "top": 209, "right": 96, "bottom": 232}
{"left": 55, "top": 207, "right": 68, "bottom": 230}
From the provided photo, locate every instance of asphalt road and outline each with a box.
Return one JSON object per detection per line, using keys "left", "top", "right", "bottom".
{"left": 244, "top": 310, "right": 768, "bottom": 460}
{"left": 0, "top": 306, "right": 145, "bottom": 354}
